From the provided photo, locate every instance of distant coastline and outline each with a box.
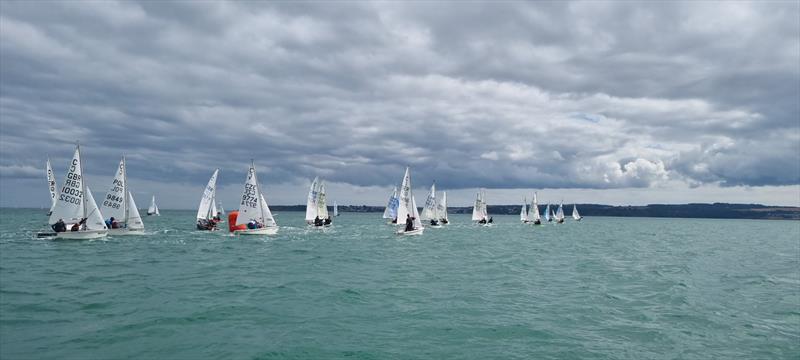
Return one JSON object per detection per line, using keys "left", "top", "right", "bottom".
{"left": 6, "top": 203, "right": 798, "bottom": 220}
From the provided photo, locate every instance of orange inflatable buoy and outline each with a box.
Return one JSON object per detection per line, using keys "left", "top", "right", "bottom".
{"left": 228, "top": 211, "right": 247, "bottom": 232}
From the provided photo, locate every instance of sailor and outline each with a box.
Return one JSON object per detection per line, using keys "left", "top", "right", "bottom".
{"left": 314, "top": 216, "right": 323, "bottom": 227}
{"left": 324, "top": 217, "right": 332, "bottom": 225}
{"left": 52, "top": 219, "right": 67, "bottom": 233}
{"left": 71, "top": 217, "right": 87, "bottom": 231}
{"left": 405, "top": 214, "right": 414, "bottom": 232}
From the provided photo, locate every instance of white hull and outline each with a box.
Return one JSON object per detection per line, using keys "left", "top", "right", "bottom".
{"left": 108, "top": 228, "right": 145, "bottom": 236}
{"left": 396, "top": 227, "right": 424, "bottom": 236}
{"left": 427, "top": 224, "right": 442, "bottom": 229}
{"left": 234, "top": 227, "right": 279, "bottom": 235}
{"left": 56, "top": 229, "right": 108, "bottom": 240}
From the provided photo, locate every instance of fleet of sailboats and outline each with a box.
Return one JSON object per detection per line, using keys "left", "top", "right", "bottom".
{"left": 46, "top": 144, "right": 108, "bottom": 239}
{"left": 100, "top": 157, "right": 145, "bottom": 235}
{"left": 38, "top": 147, "right": 587, "bottom": 238}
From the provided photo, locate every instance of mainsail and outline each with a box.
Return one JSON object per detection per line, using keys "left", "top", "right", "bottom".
{"left": 544, "top": 203, "right": 552, "bottom": 222}
{"left": 420, "top": 183, "right": 438, "bottom": 221}
{"left": 383, "top": 186, "right": 399, "bottom": 219}
{"left": 437, "top": 191, "right": 448, "bottom": 223}
{"left": 572, "top": 204, "right": 582, "bottom": 220}
{"left": 305, "top": 176, "right": 320, "bottom": 222}
{"left": 317, "top": 182, "right": 329, "bottom": 219}
{"left": 46, "top": 158, "right": 57, "bottom": 215}
{"left": 531, "top": 193, "right": 541, "bottom": 222}
{"left": 520, "top": 197, "right": 529, "bottom": 222}
{"left": 333, "top": 201, "right": 338, "bottom": 217}
{"left": 49, "top": 147, "right": 85, "bottom": 225}
{"left": 100, "top": 157, "right": 127, "bottom": 223}
{"left": 197, "top": 169, "right": 219, "bottom": 220}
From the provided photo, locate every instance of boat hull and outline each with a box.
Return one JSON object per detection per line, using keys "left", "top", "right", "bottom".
{"left": 56, "top": 229, "right": 108, "bottom": 240}
{"left": 234, "top": 227, "right": 279, "bottom": 235}
{"left": 108, "top": 228, "right": 145, "bottom": 236}
{"left": 397, "top": 227, "right": 424, "bottom": 236}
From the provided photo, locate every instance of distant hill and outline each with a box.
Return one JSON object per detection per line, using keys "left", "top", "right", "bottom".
{"left": 269, "top": 203, "right": 800, "bottom": 220}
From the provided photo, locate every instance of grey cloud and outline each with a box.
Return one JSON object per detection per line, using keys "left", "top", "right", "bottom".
{"left": 0, "top": 1, "right": 798, "bottom": 209}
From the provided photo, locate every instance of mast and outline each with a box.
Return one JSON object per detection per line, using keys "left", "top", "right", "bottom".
{"left": 78, "top": 142, "right": 87, "bottom": 222}
{"left": 252, "top": 160, "right": 265, "bottom": 225}
{"left": 122, "top": 156, "right": 128, "bottom": 223}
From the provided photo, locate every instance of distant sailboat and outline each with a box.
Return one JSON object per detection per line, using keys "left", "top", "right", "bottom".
{"left": 555, "top": 202, "right": 565, "bottom": 224}
{"left": 544, "top": 203, "right": 552, "bottom": 222}
{"left": 196, "top": 169, "right": 218, "bottom": 230}
{"left": 437, "top": 191, "right": 449, "bottom": 224}
{"left": 530, "top": 192, "right": 542, "bottom": 225}
{"left": 520, "top": 197, "right": 529, "bottom": 223}
{"left": 232, "top": 161, "right": 278, "bottom": 235}
{"left": 306, "top": 177, "right": 332, "bottom": 227}
{"left": 572, "top": 204, "right": 582, "bottom": 221}
{"left": 333, "top": 201, "right": 339, "bottom": 217}
{"left": 472, "top": 189, "right": 492, "bottom": 226}
{"left": 420, "top": 182, "right": 441, "bottom": 228}
{"left": 46, "top": 144, "right": 108, "bottom": 239}
{"left": 45, "top": 158, "right": 57, "bottom": 216}
{"left": 383, "top": 186, "right": 399, "bottom": 224}
{"left": 100, "top": 157, "right": 145, "bottom": 235}
{"left": 395, "top": 167, "right": 423, "bottom": 235}
{"left": 147, "top": 195, "right": 160, "bottom": 216}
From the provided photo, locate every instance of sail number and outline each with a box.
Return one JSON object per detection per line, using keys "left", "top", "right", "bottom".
{"left": 59, "top": 193, "right": 81, "bottom": 205}
{"left": 240, "top": 183, "right": 258, "bottom": 207}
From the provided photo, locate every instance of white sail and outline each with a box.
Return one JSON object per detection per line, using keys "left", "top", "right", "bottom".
{"left": 317, "top": 182, "right": 329, "bottom": 219}
{"left": 101, "top": 157, "right": 127, "bottom": 222}
{"left": 471, "top": 192, "right": 482, "bottom": 221}
{"left": 396, "top": 167, "right": 412, "bottom": 225}
{"left": 411, "top": 195, "right": 422, "bottom": 229}
{"left": 438, "top": 191, "right": 448, "bottom": 222}
{"left": 210, "top": 194, "right": 218, "bottom": 219}
{"left": 236, "top": 164, "right": 262, "bottom": 225}
{"left": 383, "top": 187, "right": 399, "bottom": 219}
{"left": 259, "top": 193, "right": 277, "bottom": 227}
{"left": 84, "top": 187, "right": 107, "bottom": 231}
{"left": 531, "top": 193, "right": 541, "bottom": 222}
{"left": 333, "top": 201, "right": 338, "bottom": 217}
{"left": 420, "top": 183, "right": 438, "bottom": 221}
{"left": 305, "top": 177, "right": 320, "bottom": 221}
{"left": 520, "top": 198, "right": 529, "bottom": 222}
{"left": 572, "top": 204, "right": 581, "bottom": 220}
{"left": 544, "top": 203, "right": 552, "bottom": 222}
{"left": 126, "top": 192, "right": 144, "bottom": 230}
{"left": 148, "top": 195, "right": 159, "bottom": 216}
{"left": 46, "top": 158, "right": 57, "bottom": 214}
{"left": 482, "top": 190, "right": 489, "bottom": 220}
{"left": 196, "top": 169, "right": 219, "bottom": 220}
{"left": 49, "top": 147, "right": 85, "bottom": 225}
{"left": 556, "top": 203, "right": 565, "bottom": 221}
{"left": 218, "top": 203, "right": 224, "bottom": 216}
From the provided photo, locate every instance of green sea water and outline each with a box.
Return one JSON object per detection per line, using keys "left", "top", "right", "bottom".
{"left": 1, "top": 209, "right": 798, "bottom": 359}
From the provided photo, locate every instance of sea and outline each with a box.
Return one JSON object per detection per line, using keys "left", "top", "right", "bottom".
{"left": 1, "top": 209, "right": 798, "bottom": 359}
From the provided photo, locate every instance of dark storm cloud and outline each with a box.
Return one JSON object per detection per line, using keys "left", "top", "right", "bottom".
{"left": 1, "top": 0, "right": 798, "bottom": 204}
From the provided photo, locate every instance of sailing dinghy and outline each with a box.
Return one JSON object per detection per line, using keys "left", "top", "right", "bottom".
{"left": 520, "top": 197, "right": 529, "bottom": 223}
{"left": 572, "top": 204, "right": 582, "bottom": 221}
{"left": 420, "top": 182, "right": 441, "bottom": 228}
{"left": 231, "top": 161, "right": 278, "bottom": 235}
{"left": 147, "top": 195, "right": 160, "bottom": 216}
{"left": 305, "top": 177, "right": 332, "bottom": 227}
{"left": 45, "top": 144, "right": 108, "bottom": 239}
{"left": 555, "top": 202, "right": 565, "bottom": 224}
{"left": 100, "top": 157, "right": 145, "bottom": 235}
{"left": 544, "top": 203, "right": 552, "bottom": 222}
{"left": 383, "top": 186, "right": 399, "bottom": 224}
{"left": 472, "top": 189, "right": 492, "bottom": 226}
{"left": 196, "top": 169, "right": 219, "bottom": 230}
{"left": 438, "top": 191, "right": 449, "bottom": 224}
{"left": 530, "top": 193, "right": 542, "bottom": 225}
{"left": 395, "top": 167, "right": 424, "bottom": 236}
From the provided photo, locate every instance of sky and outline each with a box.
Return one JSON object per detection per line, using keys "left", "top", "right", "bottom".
{"left": 1, "top": 1, "right": 798, "bottom": 209}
